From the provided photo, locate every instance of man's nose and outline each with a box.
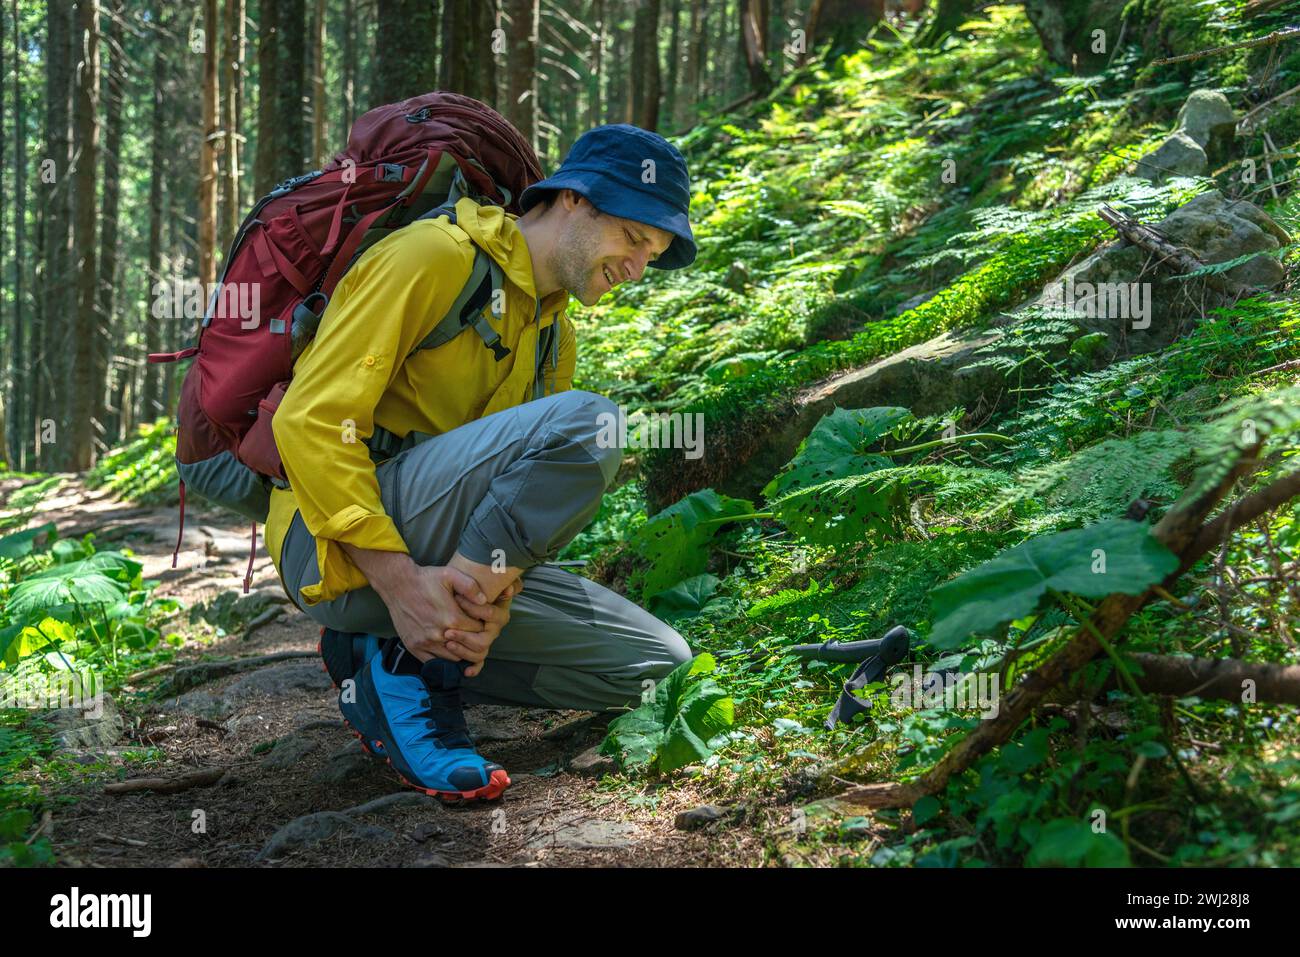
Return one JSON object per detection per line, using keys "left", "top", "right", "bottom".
{"left": 623, "top": 250, "right": 650, "bottom": 282}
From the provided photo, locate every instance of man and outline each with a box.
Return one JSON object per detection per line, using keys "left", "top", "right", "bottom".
{"left": 266, "top": 124, "right": 697, "bottom": 801}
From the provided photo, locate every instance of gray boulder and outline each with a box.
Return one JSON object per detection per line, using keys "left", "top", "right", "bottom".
{"left": 1137, "top": 131, "right": 1208, "bottom": 183}
{"left": 1177, "top": 90, "right": 1238, "bottom": 158}
{"left": 1139, "top": 91, "right": 1239, "bottom": 183}
{"left": 41, "top": 692, "right": 124, "bottom": 751}
{"left": 1057, "top": 190, "right": 1287, "bottom": 356}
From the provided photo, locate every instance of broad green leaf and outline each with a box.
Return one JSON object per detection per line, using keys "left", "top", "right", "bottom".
{"left": 3, "top": 618, "right": 78, "bottom": 667}
{"left": 912, "top": 795, "right": 941, "bottom": 826}
{"left": 648, "top": 574, "right": 722, "bottom": 623}
{"left": 0, "top": 523, "right": 57, "bottom": 560}
{"left": 25, "top": 550, "right": 142, "bottom": 585}
{"left": 1026, "top": 819, "right": 1131, "bottom": 867}
{"left": 928, "top": 519, "right": 1179, "bottom": 649}
{"left": 764, "top": 406, "right": 911, "bottom": 500}
{"left": 771, "top": 471, "right": 909, "bottom": 545}
{"left": 599, "top": 653, "right": 735, "bottom": 775}
{"left": 633, "top": 490, "right": 754, "bottom": 598}
{"left": 7, "top": 572, "right": 129, "bottom": 620}
{"left": 0, "top": 623, "right": 22, "bottom": 663}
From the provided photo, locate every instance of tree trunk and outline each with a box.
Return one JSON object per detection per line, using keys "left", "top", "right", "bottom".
{"left": 606, "top": 9, "right": 627, "bottom": 123}
{"left": 222, "top": 0, "right": 245, "bottom": 254}
{"left": 340, "top": 0, "right": 355, "bottom": 137}
{"left": 96, "top": 0, "right": 124, "bottom": 450}
{"left": 198, "top": 0, "right": 218, "bottom": 295}
{"left": 254, "top": 0, "right": 278, "bottom": 196}
{"left": 1022, "top": 0, "right": 1125, "bottom": 75}
{"left": 916, "top": 0, "right": 975, "bottom": 48}
{"left": 503, "top": 0, "right": 537, "bottom": 149}
{"left": 807, "top": 0, "right": 883, "bottom": 55}
{"left": 143, "top": 5, "right": 169, "bottom": 426}
{"left": 630, "top": 0, "right": 661, "bottom": 130}
{"left": 685, "top": 0, "right": 703, "bottom": 116}
{"left": 311, "top": 0, "right": 326, "bottom": 165}
{"left": 588, "top": 0, "right": 604, "bottom": 129}
{"left": 664, "top": 0, "right": 681, "bottom": 130}
{"left": 768, "top": 0, "right": 785, "bottom": 67}
{"left": 10, "top": 0, "right": 27, "bottom": 468}
{"left": 39, "top": 2, "right": 75, "bottom": 469}
{"left": 1, "top": 0, "right": 7, "bottom": 465}
{"left": 739, "top": 0, "right": 771, "bottom": 95}
{"left": 439, "top": 0, "right": 497, "bottom": 105}
{"left": 276, "top": 0, "right": 305, "bottom": 171}
{"left": 69, "top": 0, "right": 100, "bottom": 472}
{"left": 374, "top": 0, "right": 437, "bottom": 104}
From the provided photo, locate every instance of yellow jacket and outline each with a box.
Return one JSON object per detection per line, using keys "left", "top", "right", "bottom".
{"left": 267, "top": 197, "right": 574, "bottom": 606}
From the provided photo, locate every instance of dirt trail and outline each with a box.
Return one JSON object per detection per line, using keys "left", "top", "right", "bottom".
{"left": 23, "top": 478, "right": 762, "bottom": 867}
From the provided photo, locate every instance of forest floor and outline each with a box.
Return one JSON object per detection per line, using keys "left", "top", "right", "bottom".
{"left": 23, "top": 478, "right": 779, "bottom": 868}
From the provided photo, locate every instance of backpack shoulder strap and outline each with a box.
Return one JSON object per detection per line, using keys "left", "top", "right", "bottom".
{"left": 409, "top": 205, "right": 510, "bottom": 362}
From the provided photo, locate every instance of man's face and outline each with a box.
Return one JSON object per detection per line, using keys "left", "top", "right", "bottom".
{"left": 549, "top": 193, "right": 676, "bottom": 306}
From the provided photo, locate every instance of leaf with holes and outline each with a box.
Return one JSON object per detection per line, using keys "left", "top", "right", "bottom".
{"left": 764, "top": 406, "right": 912, "bottom": 501}
{"left": 633, "top": 490, "right": 754, "bottom": 599}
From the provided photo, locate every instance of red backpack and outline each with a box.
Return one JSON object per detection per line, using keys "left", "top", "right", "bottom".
{"left": 148, "top": 92, "right": 544, "bottom": 591}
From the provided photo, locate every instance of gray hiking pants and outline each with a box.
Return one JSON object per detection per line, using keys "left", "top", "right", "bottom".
{"left": 278, "top": 389, "right": 692, "bottom": 714}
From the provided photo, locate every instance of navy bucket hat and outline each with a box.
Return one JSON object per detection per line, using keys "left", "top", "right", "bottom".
{"left": 519, "top": 124, "right": 696, "bottom": 270}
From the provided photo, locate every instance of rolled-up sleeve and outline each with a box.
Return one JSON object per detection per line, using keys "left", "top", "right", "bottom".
{"left": 272, "top": 225, "right": 473, "bottom": 605}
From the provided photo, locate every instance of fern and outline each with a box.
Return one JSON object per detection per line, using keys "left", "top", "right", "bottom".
{"left": 986, "top": 429, "right": 1194, "bottom": 530}
{"left": 773, "top": 463, "right": 1014, "bottom": 545}
{"left": 1182, "top": 385, "right": 1300, "bottom": 501}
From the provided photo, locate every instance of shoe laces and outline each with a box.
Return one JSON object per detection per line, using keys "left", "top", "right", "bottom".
{"left": 417, "top": 685, "right": 475, "bottom": 751}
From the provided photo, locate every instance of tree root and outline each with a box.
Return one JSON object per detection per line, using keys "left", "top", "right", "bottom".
{"left": 820, "top": 444, "right": 1298, "bottom": 812}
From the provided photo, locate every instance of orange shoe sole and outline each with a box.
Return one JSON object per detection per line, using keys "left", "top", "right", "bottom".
{"left": 339, "top": 714, "right": 511, "bottom": 803}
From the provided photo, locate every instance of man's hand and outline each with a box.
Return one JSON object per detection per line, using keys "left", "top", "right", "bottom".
{"left": 339, "top": 545, "right": 524, "bottom": 676}
{"left": 446, "top": 586, "right": 518, "bottom": 677}
{"left": 339, "top": 546, "right": 480, "bottom": 664}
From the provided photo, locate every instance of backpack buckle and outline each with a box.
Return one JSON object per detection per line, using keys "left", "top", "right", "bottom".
{"left": 379, "top": 163, "right": 405, "bottom": 183}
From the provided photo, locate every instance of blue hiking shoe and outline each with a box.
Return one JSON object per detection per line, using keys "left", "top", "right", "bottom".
{"left": 318, "top": 627, "right": 383, "bottom": 691}
{"left": 318, "top": 628, "right": 386, "bottom": 756}
{"left": 338, "top": 645, "right": 510, "bottom": 802}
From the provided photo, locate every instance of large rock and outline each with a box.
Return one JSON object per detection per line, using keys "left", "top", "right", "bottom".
{"left": 1140, "top": 91, "right": 1238, "bottom": 183}
{"left": 1058, "top": 190, "right": 1288, "bottom": 356}
{"left": 1177, "top": 90, "right": 1238, "bottom": 158}
{"left": 720, "top": 328, "right": 1005, "bottom": 499}
{"left": 1137, "top": 131, "right": 1208, "bottom": 183}
{"left": 40, "top": 692, "right": 124, "bottom": 751}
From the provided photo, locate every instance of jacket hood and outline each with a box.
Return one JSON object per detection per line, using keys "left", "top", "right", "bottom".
{"left": 450, "top": 197, "right": 569, "bottom": 316}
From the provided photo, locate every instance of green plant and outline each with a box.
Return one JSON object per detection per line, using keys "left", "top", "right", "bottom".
{"left": 598, "top": 653, "right": 735, "bottom": 775}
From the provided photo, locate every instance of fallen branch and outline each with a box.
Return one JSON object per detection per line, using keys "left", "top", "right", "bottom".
{"left": 242, "top": 605, "right": 286, "bottom": 639}
{"left": 1250, "top": 357, "right": 1300, "bottom": 377}
{"left": 1096, "top": 204, "right": 1251, "bottom": 298}
{"left": 821, "top": 443, "right": 1276, "bottom": 811}
{"left": 1245, "top": 0, "right": 1291, "bottom": 16}
{"left": 1148, "top": 26, "right": 1300, "bottom": 67}
{"left": 103, "top": 767, "right": 227, "bottom": 796}
{"left": 160, "top": 649, "right": 319, "bottom": 695}
{"left": 1090, "top": 652, "right": 1300, "bottom": 705}
{"left": 1238, "top": 82, "right": 1300, "bottom": 136}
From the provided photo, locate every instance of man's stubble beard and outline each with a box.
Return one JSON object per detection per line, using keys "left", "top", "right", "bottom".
{"left": 548, "top": 212, "right": 606, "bottom": 307}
